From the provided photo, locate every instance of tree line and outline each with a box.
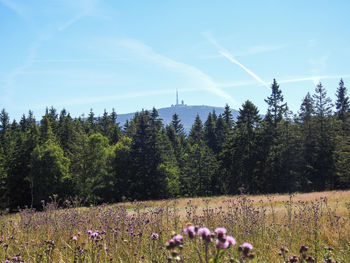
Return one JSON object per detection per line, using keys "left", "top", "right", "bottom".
{"left": 1, "top": 79, "right": 350, "bottom": 210}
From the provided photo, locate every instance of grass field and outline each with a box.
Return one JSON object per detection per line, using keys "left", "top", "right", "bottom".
{"left": 0, "top": 191, "right": 349, "bottom": 262}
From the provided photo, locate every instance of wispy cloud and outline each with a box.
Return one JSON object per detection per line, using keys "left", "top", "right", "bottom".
{"left": 1, "top": 35, "right": 51, "bottom": 104}
{"left": 199, "top": 44, "right": 287, "bottom": 60}
{"left": 0, "top": 0, "right": 28, "bottom": 18}
{"left": 204, "top": 32, "right": 269, "bottom": 88}
{"left": 118, "top": 39, "right": 238, "bottom": 105}
{"left": 58, "top": 0, "right": 98, "bottom": 31}
{"left": 279, "top": 74, "right": 350, "bottom": 86}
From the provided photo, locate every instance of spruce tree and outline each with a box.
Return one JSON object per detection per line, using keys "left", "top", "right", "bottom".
{"left": 335, "top": 79, "right": 349, "bottom": 122}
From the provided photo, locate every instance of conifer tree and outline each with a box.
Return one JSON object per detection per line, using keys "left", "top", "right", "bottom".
{"left": 298, "top": 93, "right": 317, "bottom": 190}
{"left": 189, "top": 115, "right": 203, "bottom": 145}
{"left": 312, "top": 82, "right": 335, "bottom": 190}
{"left": 335, "top": 79, "right": 349, "bottom": 122}
{"left": 264, "top": 79, "right": 287, "bottom": 127}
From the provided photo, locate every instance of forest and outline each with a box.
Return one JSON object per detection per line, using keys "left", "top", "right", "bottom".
{"left": 1, "top": 79, "right": 350, "bottom": 210}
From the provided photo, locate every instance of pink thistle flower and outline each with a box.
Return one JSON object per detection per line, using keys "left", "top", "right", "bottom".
{"left": 242, "top": 242, "right": 253, "bottom": 250}
{"left": 198, "top": 227, "right": 211, "bottom": 241}
{"left": 90, "top": 232, "right": 99, "bottom": 239}
{"left": 184, "top": 226, "right": 196, "bottom": 238}
{"left": 215, "top": 227, "right": 227, "bottom": 235}
{"left": 216, "top": 239, "right": 230, "bottom": 249}
{"left": 173, "top": 234, "right": 183, "bottom": 244}
{"left": 226, "top": 236, "right": 236, "bottom": 247}
{"left": 72, "top": 236, "right": 78, "bottom": 242}
{"left": 165, "top": 239, "right": 176, "bottom": 250}
{"left": 215, "top": 227, "right": 227, "bottom": 242}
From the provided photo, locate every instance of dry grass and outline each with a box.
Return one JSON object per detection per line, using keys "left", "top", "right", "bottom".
{"left": 0, "top": 190, "right": 349, "bottom": 262}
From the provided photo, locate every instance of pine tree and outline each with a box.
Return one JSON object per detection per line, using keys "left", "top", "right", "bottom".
{"left": 335, "top": 79, "right": 349, "bottom": 122}
{"left": 298, "top": 93, "right": 317, "bottom": 191}
{"left": 129, "top": 110, "right": 167, "bottom": 200}
{"left": 225, "top": 100, "right": 261, "bottom": 194}
{"left": 223, "top": 104, "right": 233, "bottom": 130}
{"left": 171, "top": 113, "right": 184, "bottom": 135}
{"left": 264, "top": 79, "right": 287, "bottom": 127}
{"left": 109, "top": 108, "right": 121, "bottom": 144}
{"left": 312, "top": 82, "right": 335, "bottom": 190}
{"left": 204, "top": 112, "right": 217, "bottom": 153}
{"left": 189, "top": 115, "right": 203, "bottom": 145}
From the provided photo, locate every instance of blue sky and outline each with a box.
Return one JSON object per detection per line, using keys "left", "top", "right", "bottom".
{"left": 1, "top": 0, "right": 350, "bottom": 121}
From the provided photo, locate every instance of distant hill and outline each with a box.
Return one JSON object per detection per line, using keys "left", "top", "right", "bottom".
{"left": 117, "top": 105, "right": 239, "bottom": 133}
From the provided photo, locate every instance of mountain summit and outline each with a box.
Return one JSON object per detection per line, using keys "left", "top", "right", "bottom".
{"left": 117, "top": 104, "right": 239, "bottom": 132}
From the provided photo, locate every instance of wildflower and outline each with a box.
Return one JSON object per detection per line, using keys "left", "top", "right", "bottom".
{"left": 165, "top": 239, "right": 176, "bottom": 250}
{"left": 299, "top": 244, "right": 308, "bottom": 253}
{"left": 239, "top": 242, "right": 254, "bottom": 257}
{"left": 280, "top": 245, "right": 289, "bottom": 253}
{"left": 240, "top": 242, "right": 253, "bottom": 252}
{"left": 226, "top": 236, "right": 236, "bottom": 247}
{"left": 173, "top": 234, "right": 183, "bottom": 244}
{"left": 198, "top": 227, "right": 211, "bottom": 241}
{"left": 289, "top": 255, "right": 298, "bottom": 262}
{"left": 151, "top": 233, "right": 159, "bottom": 240}
{"left": 216, "top": 239, "right": 230, "bottom": 249}
{"left": 215, "top": 227, "right": 227, "bottom": 242}
{"left": 72, "top": 236, "right": 78, "bottom": 242}
{"left": 184, "top": 226, "right": 196, "bottom": 239}
{"left": 90, "top": 232, "right": 99, "bottom": 239}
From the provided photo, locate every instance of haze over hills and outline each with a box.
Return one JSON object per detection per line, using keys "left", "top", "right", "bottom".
{"left": 117, "top": 103, "right": 239, "bottom": 132}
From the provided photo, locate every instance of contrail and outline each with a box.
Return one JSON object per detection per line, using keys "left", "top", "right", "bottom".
{"left": 219, "top": 50, "right": 269, "bottom": 88}
{"left": 204, "top": 32, "right": 269, "bottom": 88}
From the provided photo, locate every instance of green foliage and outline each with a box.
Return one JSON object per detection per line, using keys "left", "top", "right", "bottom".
{"left": 29, "top": 139, "right": 70, "bottom": 207}
{"left": 1, "top": 79, "right": 350, "bottom": 209}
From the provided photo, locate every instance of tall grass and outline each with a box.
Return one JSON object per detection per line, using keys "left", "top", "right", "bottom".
{"left": 0, "top": 191, "right": 349, "bottom": 262}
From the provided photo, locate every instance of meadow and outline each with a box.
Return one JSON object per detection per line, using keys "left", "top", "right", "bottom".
{"left": 0, "top": 191, "right": 349, "bottom": 263}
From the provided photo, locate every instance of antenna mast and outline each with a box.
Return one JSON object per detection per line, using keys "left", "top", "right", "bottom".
{"left": 176, "top": 89, "right": 179, "bottom": 105}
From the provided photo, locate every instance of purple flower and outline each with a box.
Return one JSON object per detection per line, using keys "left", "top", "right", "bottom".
{"left": 241, "top": 242, "right": 253, "bottom": 250}
{"left": 151, "top": 233, "right": 159, "bottom": 240}
{"left": 216, "top": 236, "right": 236, "bottom": 249}
{"left": 90, "top": 232, "right": 99, "bottom": 239}
{"left": 289, "top": 255, "right": 298, "bottom": 262}
{"left": 173, "top": 234, "right": 183, "bottom": 244}
{"left": 215, "top": 227, "right": 227, "bottom": 235}
{"left": 299, "top": 244, "right": 308, "bottom": 253}
{"left": 165, "top": 239, "right": 176, "bottom": 250}
{"left": 239, "top": 242, "right": 254, "bottom": 255}
{"left": 198, "top": 227, "right": 211, "bottom": 241}
{"left": 306, "top": 256, "right": 315, "bottom": 262}
{"left": 226, "top": 236, "right": 236, "bottom": 246}
{"left": 216, "top": 239, "right": 230, "bottom": 249}
{"left": 215, "top": 227, "right": 227, "bottom": 242}
{"left": 72, "top": 236, "right": 78, "bottom": 242}
{"left": 184, "top": 226, "right": 196, "bottom": 238}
